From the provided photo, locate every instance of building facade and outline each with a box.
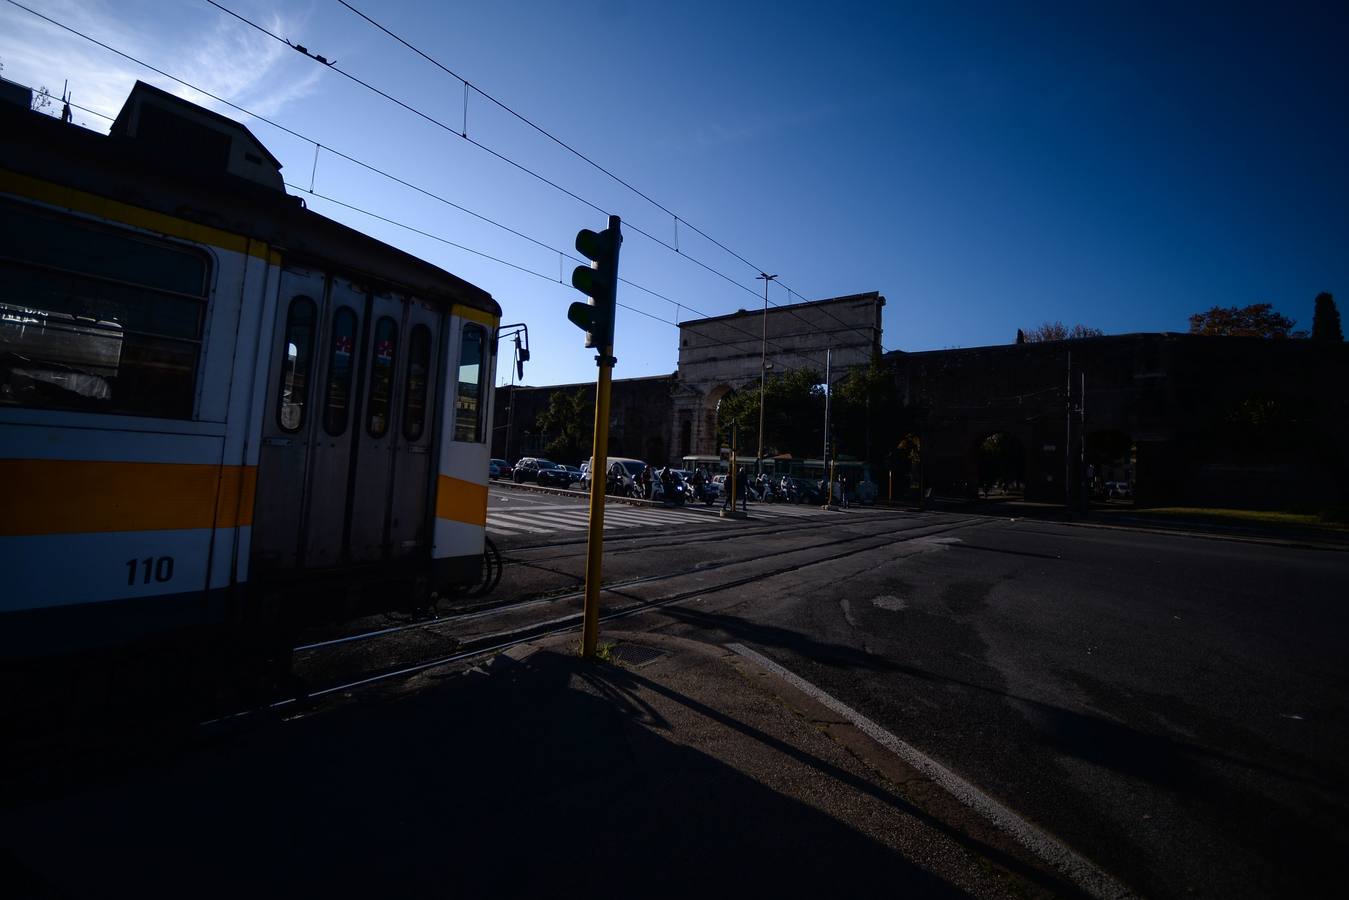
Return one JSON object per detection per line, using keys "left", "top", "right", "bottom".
{"left": 671, "top": 292, "right": 884, "bottom": 458}
{"left": 887, "top": 333, "right": 1349, "bottom": 508}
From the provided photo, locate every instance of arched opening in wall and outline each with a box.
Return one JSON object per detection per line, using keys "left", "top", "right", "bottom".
{"left": 1086, "top": 429, "right": 1134, "bottom": 504}
{"left": 679, "top": 410, "right": 692, "bottom": 459}
{"left": 976, "top": 431, "right": 1026, "bottom": 499}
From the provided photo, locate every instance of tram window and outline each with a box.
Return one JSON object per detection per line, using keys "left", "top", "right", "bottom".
{"left": 365, "top": 316, "right": 398, "bottom": 438}
{"left": 276, "top": 297, "right": 317, "bottom": 432}
{"left": 402, "top": 324, "right": 431, "bottom": 442}
{"left": 454, "top": 323, "right": 487, "bottom": 443}
{"left": 322, "top": 307, "right": 358, "bottom": 436}
{"left": 0, "top": 202, "right": 208, "bottom": 418}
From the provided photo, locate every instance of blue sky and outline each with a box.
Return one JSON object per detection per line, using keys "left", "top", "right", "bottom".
{"left": 2, "top": 0, "right": 1345, "bottom": 387}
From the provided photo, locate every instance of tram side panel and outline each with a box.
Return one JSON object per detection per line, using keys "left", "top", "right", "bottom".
{"left": 0, "top": 190, "right": 260, "bottom": 658}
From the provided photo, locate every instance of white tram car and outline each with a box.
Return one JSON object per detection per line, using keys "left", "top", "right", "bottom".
{"left": 0, "top": 81, "right": 500, "bottom": 668}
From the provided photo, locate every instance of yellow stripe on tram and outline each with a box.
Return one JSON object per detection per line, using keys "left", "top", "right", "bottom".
{"left": 435, "top": 474, "right": 488, "bottom": 527}
{"left": 0, "top": 459, "right": 257, "bottom": 536}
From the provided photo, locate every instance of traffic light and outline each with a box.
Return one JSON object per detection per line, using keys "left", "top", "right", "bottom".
{"left": 567, "top": 215, "right": 622, "bottom": 349}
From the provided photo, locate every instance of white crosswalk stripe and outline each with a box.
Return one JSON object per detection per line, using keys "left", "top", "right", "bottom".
{"left": 487, "top": 498, "right": 854, "bottom": 536}
{"left": 488, "top": 503, "right": 713, "bottom": 535}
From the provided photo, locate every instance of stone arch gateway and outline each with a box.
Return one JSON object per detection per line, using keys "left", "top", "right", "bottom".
{"left": 672, "top": 292, "right": 885, "bottom": 458}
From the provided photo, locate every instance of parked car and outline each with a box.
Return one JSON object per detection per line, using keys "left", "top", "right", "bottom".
{"left": 605, "top": 457, "right": 649, "bottom": 496}
{"left": 1107, "top": 481, "right": 1133, "bottom": 501}
{"left": 489, "top": 458, "right": 512, "bottom": 479}
{"left": 513, "top": 457, "right": 561, "bottom": 484}
{"left": 534, "top": 461, "right": 575, "bottom": 488}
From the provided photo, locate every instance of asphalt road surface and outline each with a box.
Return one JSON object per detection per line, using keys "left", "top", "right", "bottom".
{"left": 616, "top": 511, "right": 1349, "bottom": 898}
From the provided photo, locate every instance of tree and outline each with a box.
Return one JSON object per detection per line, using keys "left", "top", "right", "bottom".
{"left": 833, "top": 358, "right": 899, "bottom": 464}
{"left": 1022, "top": 321, "right": 1104, "bottom": 342}
{"left": 31, "top": 84, "right": 53, "bottom": 114}
{"left": 1312, "top": 292, "right": 1343, "bottom": 342}
{"left": 716, "top": 368, "right": 825, "bottom": 461}
{"left": 534, "top": 387, "right": 593, "bottom": 464}
{"left": 1188, "top": 303, "right": 1297, "bottom": 338}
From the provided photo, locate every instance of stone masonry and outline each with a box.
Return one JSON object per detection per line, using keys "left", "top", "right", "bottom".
{"left": 671, "top": 292, "right": 885, "bottom": 458}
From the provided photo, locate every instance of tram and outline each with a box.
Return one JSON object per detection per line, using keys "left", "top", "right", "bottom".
{"left": 0, "top": 81, "right": 500, "bottom": 676}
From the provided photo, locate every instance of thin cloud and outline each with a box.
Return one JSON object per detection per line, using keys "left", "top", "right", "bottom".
{"left": 0, "top": 0, "right": 322, "bottom": 128}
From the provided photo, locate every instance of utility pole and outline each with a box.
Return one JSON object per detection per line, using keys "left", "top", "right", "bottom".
{"left": 755, "top": 273, "right": 777, "bottom": 477}
{"left": 1064, "top": 351, "right": 1072, "bottom": 517}
{"left": 822, "top": 348, "right": 833, "bottom": 507}
{"left": 1079, "top": 370, "right": 1087, "bottom": 516}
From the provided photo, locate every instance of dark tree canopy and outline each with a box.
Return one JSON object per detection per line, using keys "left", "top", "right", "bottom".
{"left": 1312, "top": 292, "right": 1342, "bottom": 342}
{"left": 1023, "top": 321, "right": 1104, "bottom": 342}
{"left": 534, "top": 387, "right": 593, "bottom": 464}
{"left": 716, "top": 368, "right": 825, "bottom": 460}
{"left": 1188, "top": 303, "right": 1297, "bottom": 338}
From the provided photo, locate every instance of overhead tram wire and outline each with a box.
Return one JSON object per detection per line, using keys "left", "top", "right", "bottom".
{"left": 289, "top": 182, "right": 839, "bottom": 373}
{"left": 333, "top": 0, "right": 894, "bottom": 357}
{"left": 3, "top": 0, "right": 794, "bottom": 353}
{"left": 3, "top": 0, "right": 841, "bottom": 373}
{"left": 204, "top": 0, "right": 889, "bottom": 355}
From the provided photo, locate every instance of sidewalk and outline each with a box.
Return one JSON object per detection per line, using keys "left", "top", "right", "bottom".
{"left": 0, "top": 633, "right": 1086, "bottom": 899}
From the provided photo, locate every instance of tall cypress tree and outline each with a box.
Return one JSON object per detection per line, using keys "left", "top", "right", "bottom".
{"left": 1312, "top": 292, "right": 1343, "bottom": 341}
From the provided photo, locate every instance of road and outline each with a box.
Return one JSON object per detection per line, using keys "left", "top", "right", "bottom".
{"left": 602, "top": 511, "right": 1348, "bottom": 898}
{"left": 289, "top": 491, "right": 1349, "bottom": 896}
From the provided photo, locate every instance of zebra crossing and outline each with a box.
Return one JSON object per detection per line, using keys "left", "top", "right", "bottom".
{"left": 486, "top": 499, "right": 836, "bottom": 536}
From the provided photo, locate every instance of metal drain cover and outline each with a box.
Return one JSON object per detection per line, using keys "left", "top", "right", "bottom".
{"left": 611, "top": 644, "right": 667, "bottom": 667}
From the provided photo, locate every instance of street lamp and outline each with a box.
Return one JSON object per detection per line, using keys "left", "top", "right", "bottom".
{"left": 755, "top": 272, "right": 777, "bottom": 475}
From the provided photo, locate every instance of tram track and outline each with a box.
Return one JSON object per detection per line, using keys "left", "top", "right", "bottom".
{"left": 276, "top": 515, "right": 990, "bottom": 712}
{"left": 293, "top": 510, "right": 965, "bottom": 654}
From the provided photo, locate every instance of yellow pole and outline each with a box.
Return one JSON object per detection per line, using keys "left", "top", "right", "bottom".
{"left": 580, "top": 348, "right": 614, "bottom": 658}
{"left": 730, "top": 423, "right": 737, "bottom": 511}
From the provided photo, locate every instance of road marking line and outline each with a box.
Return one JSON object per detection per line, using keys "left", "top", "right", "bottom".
{"left": 726, "top": 643, "right": 1136, "bottom": 900}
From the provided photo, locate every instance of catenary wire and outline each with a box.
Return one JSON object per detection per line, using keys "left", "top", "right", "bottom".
{"left": 203, "top": 0, "right": 889, "bottom": 354}
{"left": 3, "top": 0, "right": 816, "bottom": 361}
{"left": 331, "top": 0, "right": 890, "bottom": 356}
{"left": 332, "top": 0, "right": 889, "bottom": 356}
{"left": 4, "top": 0, "right": 858, "bottom": 375}
{"left": 288, "top": 183, "right": 851, "bottom": 372}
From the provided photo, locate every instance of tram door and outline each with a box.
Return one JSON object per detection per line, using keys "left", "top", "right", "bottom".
{"left": 384, "top": 299, "right": 441, "bottom": 559}
{"left": 254, "top": 270, "right": 441, "bottom": 574}
{"left": 252, "top": 266, "right": 328, "bottom": 573}
{"left": 300, "top": 277, "right": 367, "bottom": 567}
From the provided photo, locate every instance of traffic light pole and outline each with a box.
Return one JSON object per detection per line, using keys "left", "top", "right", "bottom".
{"left": 567, "top": 215, "right": 621, "bottom": 658}
{"left": 580, "top": 348, "right": 615, "bottom": 658}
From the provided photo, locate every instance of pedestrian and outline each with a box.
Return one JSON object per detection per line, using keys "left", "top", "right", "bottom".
{"left": 737, "top": 467, "right": 749, "bottom": 512}
{"left": 640, "top": 464, "right": 653, "bottom": 500}
{"left": 841, "top": 473, "right": 850, "bottom": 508}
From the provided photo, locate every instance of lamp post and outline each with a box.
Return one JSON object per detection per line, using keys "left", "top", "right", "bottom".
{"left": 755, "top": 272, "right": 777, "bottom": 476}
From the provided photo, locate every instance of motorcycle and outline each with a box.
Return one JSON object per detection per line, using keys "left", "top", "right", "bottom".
{"left": 661, "top": 474, "right": 687, "bottom": 506}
